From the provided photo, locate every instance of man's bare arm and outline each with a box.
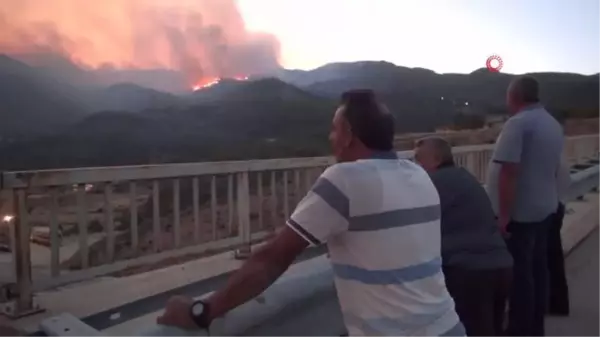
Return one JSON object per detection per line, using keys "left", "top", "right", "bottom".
{"left": 498, "top": 162, "right": 519, "bottom": 229}
{"left": 205, "top": 227, "right": 309, "bottom": 321}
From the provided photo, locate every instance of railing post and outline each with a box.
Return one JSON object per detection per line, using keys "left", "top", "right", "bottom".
{"left": 234, "top": 172, "right": 251, "bottom": 260}
{"left": 1, "top": 189, "right": 43, "bottom": 318}
{"left": 573, "top": 138, "right": 586, "bottom": 164}
{"left": 465, "top": 151, "right": 477, "bottom": 178}
{"left": 478, "top": 151, "right": 486, "bottom": 182}
{"left": 565, "top": 137, "right": 575, "bottom": 165}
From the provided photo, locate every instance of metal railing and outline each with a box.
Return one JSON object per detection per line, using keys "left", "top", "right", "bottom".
{"left": 0, "top": 134, "right": 597, "bottom": 317}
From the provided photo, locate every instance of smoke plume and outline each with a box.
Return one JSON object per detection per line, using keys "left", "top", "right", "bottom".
{"left": 0, "top": 0, "right": 281, "bottom": 88}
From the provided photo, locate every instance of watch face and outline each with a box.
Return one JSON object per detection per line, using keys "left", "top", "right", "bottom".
{"left": 192, "top": 302, "right": 205, "bottom": 317}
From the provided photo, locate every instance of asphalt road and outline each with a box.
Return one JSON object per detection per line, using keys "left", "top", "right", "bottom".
{"left": 546, "top": 228, "right": 599, "bottom": 336}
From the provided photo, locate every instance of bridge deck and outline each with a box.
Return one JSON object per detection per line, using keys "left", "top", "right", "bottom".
{"left": 546, "top": 228, "right": 599, "bottom": 336}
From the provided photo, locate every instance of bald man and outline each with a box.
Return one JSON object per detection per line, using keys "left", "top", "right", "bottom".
{"left": 415, "top": 137, "right": 513, "bottom": 336}
{"left": 486, "top": 76, "right": 564, "bottom": 336}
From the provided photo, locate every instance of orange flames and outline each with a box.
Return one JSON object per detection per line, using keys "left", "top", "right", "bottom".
{"left": 0, "top": 0, "right": 280, "bottom": 89}
{"left": 192, "top": 77, "right": 220, "bottom": 91}
{"left": 192, "top": 75, "right": 249, "bottom": 91}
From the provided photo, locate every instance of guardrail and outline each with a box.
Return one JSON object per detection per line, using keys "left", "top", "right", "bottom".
{"left": 0, "top": 134, "right": 598, "bottom": 318}
{"left": 565, "top": 163, "right": 599, "bottom": 202}
{"left": 40, "top": 255, "right": 338, "bottom": 336}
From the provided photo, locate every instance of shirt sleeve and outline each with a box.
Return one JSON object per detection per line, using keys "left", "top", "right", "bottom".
{"left": 286, "top": 164, "right": 350, "bottom": 246}
{"left": 493, "top": 118, "right": 526, "bottom": 164}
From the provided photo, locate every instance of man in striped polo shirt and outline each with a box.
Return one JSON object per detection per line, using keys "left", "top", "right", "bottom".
{"left": 156, "top": 90, "right": 464, "bottom": 336}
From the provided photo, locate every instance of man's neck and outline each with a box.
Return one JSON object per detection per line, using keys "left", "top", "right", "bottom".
{"left": 437, "top": 160, "right": 455, "bottom": 169}
{"left": 347, "top": 147, "right": 397, "bottom": 161}
{"left": 513, "top": 102, "right": 542, "bottom": 115}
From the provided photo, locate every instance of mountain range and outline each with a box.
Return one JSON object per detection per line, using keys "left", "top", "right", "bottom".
{"left": 0, "top": 55, "right": 598, "bottom": 170}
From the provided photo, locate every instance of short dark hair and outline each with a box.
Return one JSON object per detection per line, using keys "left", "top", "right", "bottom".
{"left": 511, "top": 76, "right": 540, "bottom": 103}
{"left": 339, "top": 89, "right": 395, "bottom": 151}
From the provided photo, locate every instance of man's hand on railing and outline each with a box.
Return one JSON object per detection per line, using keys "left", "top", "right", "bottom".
{"left": 135, "top": 296, "right": 209, "bottom": 336}
{"left": 156, "top": 296, "right": 198, "bottom": 330}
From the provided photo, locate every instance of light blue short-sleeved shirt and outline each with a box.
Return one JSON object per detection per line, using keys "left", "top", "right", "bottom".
{"left": 486, "top": 104, "right": 564, "bottom": 222}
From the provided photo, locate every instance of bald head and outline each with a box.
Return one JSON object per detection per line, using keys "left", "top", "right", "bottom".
{"left": 414, "top": 137, "right": 454, "bottom": 172}
{"left": 507, "top": 76, "right": 540, "bottom": 114}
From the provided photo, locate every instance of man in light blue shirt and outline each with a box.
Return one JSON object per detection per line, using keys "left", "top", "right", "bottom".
{"left": 486, "top": 76, "right": 564, "bottom": 336}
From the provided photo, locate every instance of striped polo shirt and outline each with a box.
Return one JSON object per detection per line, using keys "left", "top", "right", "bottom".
{"left": 287, "top": 152, "right": 464, "bottom": 336}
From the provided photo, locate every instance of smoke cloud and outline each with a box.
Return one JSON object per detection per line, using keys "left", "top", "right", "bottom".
{"left": 0, "top": 0, "right": 281, "bottom": 87}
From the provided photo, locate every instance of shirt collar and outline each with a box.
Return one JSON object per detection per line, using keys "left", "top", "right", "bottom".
{"left": 518, "top": 103, "right": 543, "bottom": 113}
{"left": 370, "top": 151, "right": 398, "bottom": 160}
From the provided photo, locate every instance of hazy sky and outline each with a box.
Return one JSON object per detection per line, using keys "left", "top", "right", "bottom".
{"left": 238, "top": 0, "right": 600, "bottom": 75}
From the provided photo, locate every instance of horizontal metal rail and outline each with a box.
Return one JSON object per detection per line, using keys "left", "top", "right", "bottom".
{"left": 564, "top": 164, "right": 600, "bottom": 202}
{"left": 2, "top": 134, "right": 597, "bottom": 189}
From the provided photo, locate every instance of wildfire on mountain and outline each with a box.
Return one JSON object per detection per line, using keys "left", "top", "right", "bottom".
{"left": 192, "top": 75, "right": 249, "bottom": 91}
{"left": 0, "top": 0, "right": 280, "bottom": 90}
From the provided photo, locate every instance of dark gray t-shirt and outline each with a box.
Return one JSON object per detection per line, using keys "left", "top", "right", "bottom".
{"left": 486, "top": 105, "right": 564, "bottom": 222}
{"left": 430, "top": 165, "right": 513, "bottom": 270}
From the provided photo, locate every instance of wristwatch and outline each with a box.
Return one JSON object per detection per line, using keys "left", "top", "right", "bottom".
{"left": 189, "top": 300, "right": 211, "bottom": 329}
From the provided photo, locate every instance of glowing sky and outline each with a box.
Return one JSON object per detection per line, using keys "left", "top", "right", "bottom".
{"left": 0, "top": 0, "right": 281, "bottom": 84}
{"left": 238, "top": 0, "right": 600, "bottom": 75}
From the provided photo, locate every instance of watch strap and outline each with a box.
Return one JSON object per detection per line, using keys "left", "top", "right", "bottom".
{"left": 190, "top": 300, "right": 211, "bottom": 329}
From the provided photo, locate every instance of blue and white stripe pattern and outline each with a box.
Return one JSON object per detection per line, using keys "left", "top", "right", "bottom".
{"left": 287, "top": 152, "right": 464, "bottom": 336}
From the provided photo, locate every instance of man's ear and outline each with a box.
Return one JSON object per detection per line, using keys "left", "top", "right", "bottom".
{"left": 344, "top": 134, "right": 354, "bottom": 148}
{"left": 341, "top": 119, "right": 353, "bottom": 148}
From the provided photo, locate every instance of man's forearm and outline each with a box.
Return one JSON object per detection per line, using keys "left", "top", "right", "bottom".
{"left": 498, "top": 163, "right": 518, "bottom": 222}
{"left": 205, "top": 246, "right": 289, "bottom": 321}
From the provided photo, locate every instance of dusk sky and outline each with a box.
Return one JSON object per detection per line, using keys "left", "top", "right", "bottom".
{"left": 238, "top": 0, "right": 600, "bottom": 75}
{"left": 1, "top": 0, "right": 597, "bottom": 79}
